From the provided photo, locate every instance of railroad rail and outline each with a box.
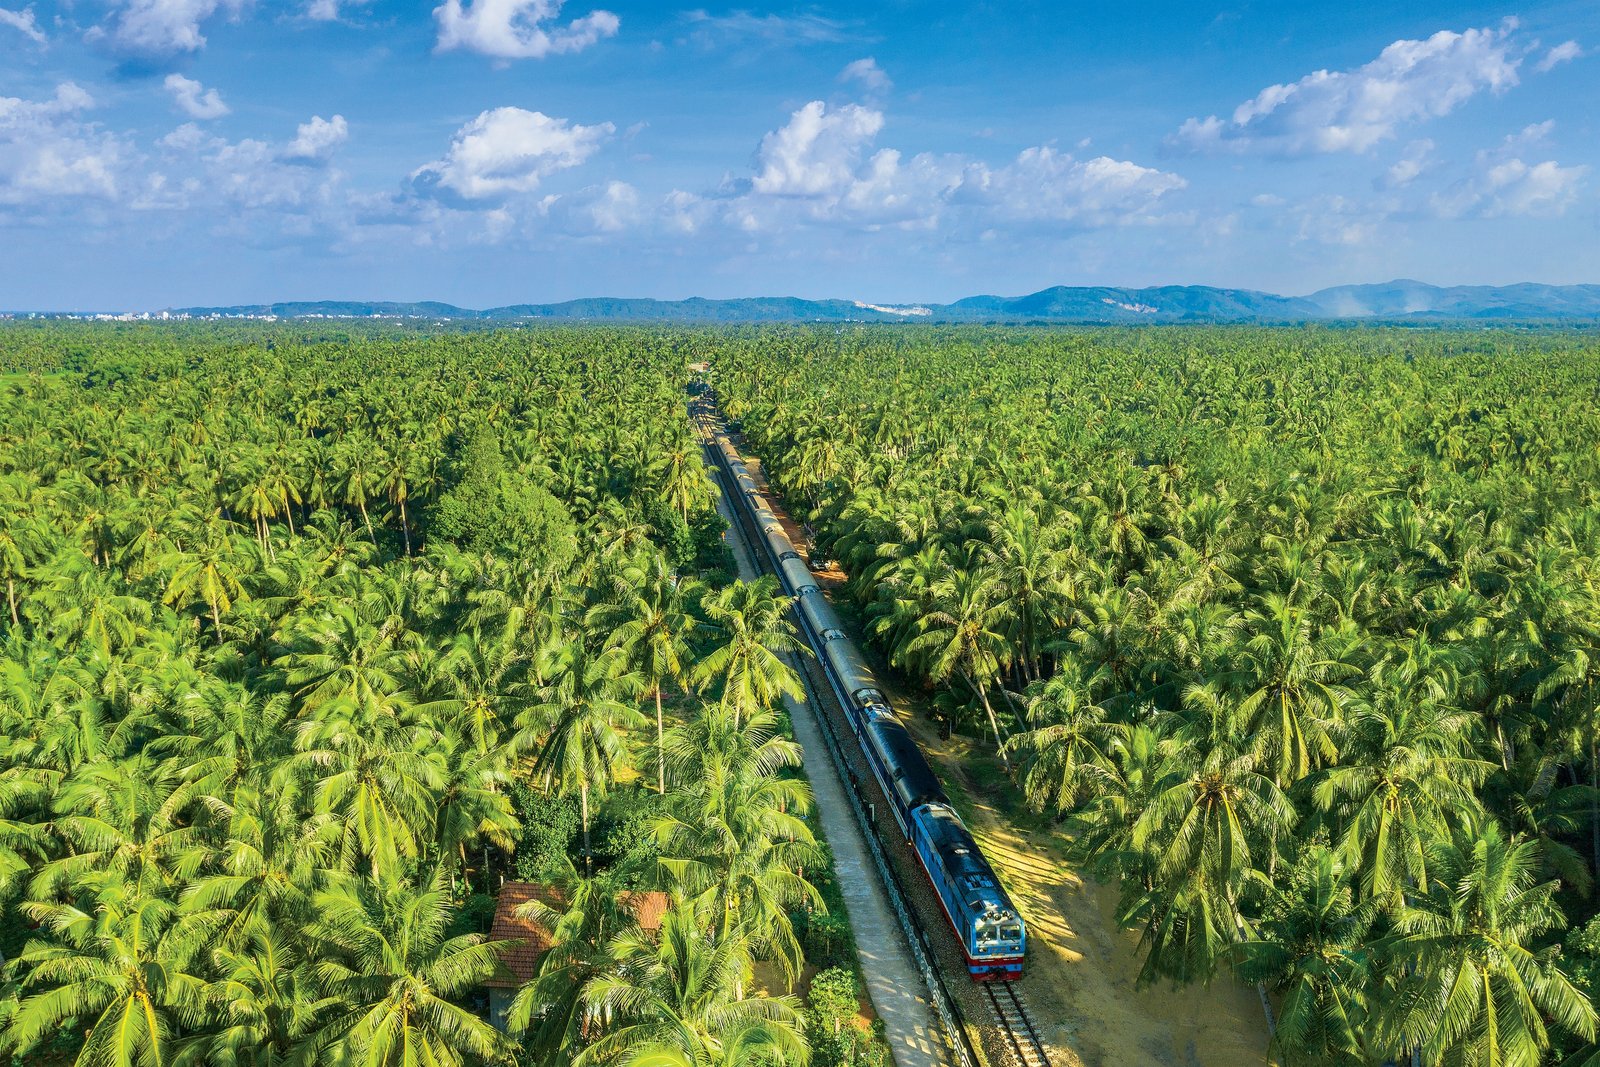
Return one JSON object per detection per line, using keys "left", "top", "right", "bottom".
{"left": 692, "top": 396, "right": 981, "bottom": 1067}
{"left": 984, "top": 982, "right": 1051, "bottom": 1067}
{"left": 696, "top": 392, "right": 1061, "bottom": 1067}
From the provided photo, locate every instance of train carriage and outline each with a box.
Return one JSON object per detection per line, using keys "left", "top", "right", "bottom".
{"left": 709, "top": 417, "right": 1026, "bottom": 981}
{"left": 861, "top": 718, "right": 950, "bottom": 832}
{"left": 778, "top": 551, "right": 818, "bottom": 597}
{"left": 798, "top": 585, "right": 845, "bottom": 640}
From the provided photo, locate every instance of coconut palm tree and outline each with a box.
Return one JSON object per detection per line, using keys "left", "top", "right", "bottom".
{"left": 1003, "top": 667, "right": 1118, "bottom": 813}
{"left": 1227, "top": 594, "right": 1354, "bottom": 787}
{"left": 1128, "top": 746, "right": 1295, "bottom": 984}
{"left": 576, "top": 907, "right": 810, "bottom": 1067}
{"left": 901, "top": 566, "right": 1014, "bottom": 753}
{"left": 656, "top": 703, "right": 822, "bottom": 986}
{"left": 295, "top": 872, "right": 514, "bottom": 1067}
{"left": 691, "top": 577, "right": 805, "bottom": 728}
{"left": 588, "top": 554, "right": 701, "bottom": 794}
{"left": 519, "top": 641, "right": 646, "bottom": 869}
{"left": 1236, "top": 847, "right": 1377, "bottom": 1067}
{"left": 3, "top": 881, "right": 219, "bottom": 1067}
{"left": 1383, "top": 823, "right": 1597, "bottom": 1066}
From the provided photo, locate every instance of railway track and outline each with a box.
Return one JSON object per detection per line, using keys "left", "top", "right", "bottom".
{"left": 696, "top": 390, "right": 1061, "bottom": 1067}
{"left": 984, "top": 982, "right": 1051, "bottom": 1067}
{"left": 693, "top": 399, "right": 975, "bottom": 1067}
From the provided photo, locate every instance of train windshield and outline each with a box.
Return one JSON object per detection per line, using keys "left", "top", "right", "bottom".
{"left": 1003, "top": 926, "right": 1021, "bottom": 941}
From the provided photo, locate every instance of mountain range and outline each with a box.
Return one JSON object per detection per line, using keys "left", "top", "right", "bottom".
{"left": 170, "top": 281, "right": 1600, "bottom": 324}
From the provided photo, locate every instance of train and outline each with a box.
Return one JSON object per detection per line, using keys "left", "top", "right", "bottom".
{"left": 708, "top": 419, "right": 1026, "bottom": 981}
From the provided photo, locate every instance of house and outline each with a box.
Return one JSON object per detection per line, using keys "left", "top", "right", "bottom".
{"left": 485, "top": 881, "right": 670, "bottom": 1031}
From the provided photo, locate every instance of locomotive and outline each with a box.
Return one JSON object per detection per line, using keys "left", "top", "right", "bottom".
{"left": 710, "top": 424, "right": 1026, "bottom": 980}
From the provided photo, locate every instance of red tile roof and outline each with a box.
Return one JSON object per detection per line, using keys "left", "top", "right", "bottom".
{"left": 486, "top": 883, "right": 670, "bottom": 988}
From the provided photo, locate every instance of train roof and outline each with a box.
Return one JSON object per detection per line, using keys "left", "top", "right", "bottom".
{"left": 918, "top": 805, "right": 1017, "bottom": 917}
{"left": 864, "top": 718, "right": 948, "bottom": 808}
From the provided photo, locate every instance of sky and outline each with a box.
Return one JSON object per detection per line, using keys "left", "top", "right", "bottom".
{"left": 1, "top": 0, "right": 1597, "bottom": 308}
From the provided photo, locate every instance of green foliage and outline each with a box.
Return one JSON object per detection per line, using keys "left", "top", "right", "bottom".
{"left": 512, "top": 786, "right": 581, "bottom": 882}
{"left": 591, "top": 788, "right": 662, "bottom": 874}
{"left": 1567, "top": 914, "right": 1600, "bottom": 1005}
{"left": 715, "top": 323, "right": 1600, "bottom": 1066}
{"left": 432, "top": 425, "right": 577, "bottom": 570}
{"left": 0, "top": 323, "right": 824, "bottom": 1067}
{"left": 805, "top": 967, "right": 883, "bottom": 1067}
{"left": 691, "top": 509, "right": 733, "bottom": 574}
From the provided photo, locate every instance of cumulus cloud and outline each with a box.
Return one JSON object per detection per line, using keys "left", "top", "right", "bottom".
{"left": 537, "top": 179, "right": 640, "bottom": 234}
{"left": 1535, "top": 40, "right": 1583, "bottom": 72}
{"left": 410, "top": 107, "right": 612, "bottom": 202}
{"left": 1174, "top": 20, "right": 1523, "bottom": 155}
{"left": 142, "top": 116, "right": 355, "bottom": 222}
{"left": 0, "top": 6, "right": 45, "bottom": 43}
{"left": 305, "top": 0, "right": 372, "bottom": 20}
{"left": 88, "top": 0, "right": 242, "bottom": 58}
{"left": 751, "top": 101, "right": 884, "bottom": 197}
{"left": 694, "top": 99, "right": 1185, "bottom": 235}
{"left": 0, "top": 83, "right": 126, "bottom": 206}
{"left": 163, "top": 74, "right": 229, "bottom": 119}
{"left": 1380, "top": 139, "right": 1435, "bottom": 188}
{"left": 284, "top": 114, "right": 348, "bottom": 161}
{"left": 1431, "top": 156, "right": 1586, "bottom": 219}
{"left": 838, "top": 57, "right": 891, "bottom": 94}
{"left": 966, "top": 148, "right": 1189, "bottom": 225}
{"left": 433, "top": 0, "right": 618, "bottom": 60}
{"left": 681, "top": 9, "right": 847, "bottom": 48}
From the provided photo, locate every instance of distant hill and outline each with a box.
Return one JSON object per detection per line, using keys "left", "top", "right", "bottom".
{"left": 945, "top": 285, "right": 1323, "bottom": 322}
{"left": 1302, "top": 281, "right": 1600, "bottom": 320}
{"left": 168, "top": 281, "right": 1600, "bottom": 324}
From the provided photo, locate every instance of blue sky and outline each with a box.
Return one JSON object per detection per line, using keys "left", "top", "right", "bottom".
{"left": 1, "top": 0, "right": 1596, "bottom": 308}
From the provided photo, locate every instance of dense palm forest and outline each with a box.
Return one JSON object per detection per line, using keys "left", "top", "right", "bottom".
{"left": 0, "top": 324, "right": 883, "bottom": 1067}
{"left": 716, "top": 326, "right": 1600, "bottom": 1066}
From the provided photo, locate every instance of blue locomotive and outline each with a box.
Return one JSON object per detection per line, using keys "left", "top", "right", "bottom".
{"left": 710, "top": 426, "right": 1026, "bottom": 980}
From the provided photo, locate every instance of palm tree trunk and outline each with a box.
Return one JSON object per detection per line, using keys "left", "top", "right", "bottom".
{"left": 210, "top": 598, "right": 222, "bottom": 638}
{"left": 358, "top": 499, "right": 373, "bottom": 538}
{"left": 6, "top": 578, "right": 16, "bottom": 626}
{"left": 400, "top": 498, "right": 412, "bottom": 556}
{"left": 284, "top": 504, "right": 296, "bottom": 537}
{"left": 656, "top": 686, "right": 666, "bottom": 795}
{"left": 965, "top": 668, "right": 1009, "bottom": 766}
{"left": 1591, "top": 729, "right": 1598, "bottom": 880}
{"left": 580, "top": 784, "right": 592, "bottom": 874}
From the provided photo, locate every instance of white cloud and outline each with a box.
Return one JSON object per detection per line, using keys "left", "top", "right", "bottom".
{"left": 1381, "top": 138, "right": 1435, "bottom": 188}
{"left": 305, "top": 0, "right": 372, "bottom": 20}
{"left": 144, "top": 120, "right": 351, "bottom": 218}
{"left": 433, "top": 0, "right": 618, "bottom": 60}
{"left": 1501, "top": 120, "right": 1554, "bottom": 149}
{"left": 284, "top": 114, "right": 348, "bottom": 161}
{"left": 967, "top": 148, "right": 1188, "bottom": 226}
{"left": 1535, "top": 40, "right": 1583, "bottom": 73}
{"left": 681, "top": 9, "right": 846, "bottom": 48}
{"left": 0, "top": 84, "right": 125, "bottom": 206}
{"left": 1293, "top": 195, "right": 1383, "bottom": 246}
{"left": 89, "top": 0, "right": 242, "bottom": 57}
{"left": 0, "top": 6, "right": 45, "bottom": 43}
{"left": 1432, "top": 156, "right": 1587, "bottom": 219}
{"left": 838, "top": 57, "right": 891, "bottom": 94}
{"left": 751, "top": 100, "right": 885, "bottom": 197}
{"left": 539, "top": 179, "right": 640, "bottom": 234}
{"left": 163, "top": 74, "right": 229, "bottom": 119}
{"left": 701, "top": 99, "right": 1185, "bottom": 235}
{"left": 1175, "top": 20, "right": 1523, "bottom": 155}
{"left": 410, "top": 107, "right": 612, "bottom": 202}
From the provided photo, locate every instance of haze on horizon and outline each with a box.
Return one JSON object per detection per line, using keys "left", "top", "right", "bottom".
{"left": 1, "top": 0, "right": 1596, "bottom": 309}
